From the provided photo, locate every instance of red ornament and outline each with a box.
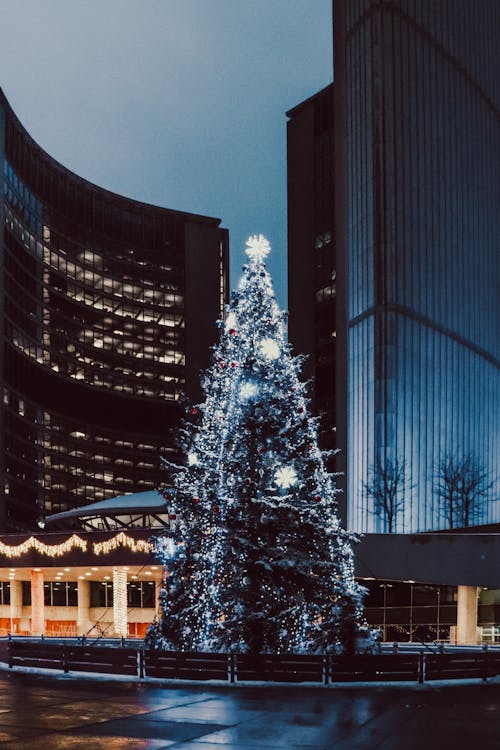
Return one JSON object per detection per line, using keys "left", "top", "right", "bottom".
{"left": 192, "top": 497, "right": 199, "bottom": 504}
{"left": 228, "top": 328, "right": 236, "bottom": 336}
{"left": 230, "top": 361, "right": 237, "bottom": 368}
{"left": 298, "top": 407, "right": 304, "bottom": 414}
{"left": 190, "top": 407, "right": 198, "bottom": 415}
{"left": 214, "top": 505, "right": 221, "bottom": 514}
{"left": 168, "top": 513, "right": 177, "bottom": 520}
{"left": 314, "top": 496, "right": 321, "bottom": 502}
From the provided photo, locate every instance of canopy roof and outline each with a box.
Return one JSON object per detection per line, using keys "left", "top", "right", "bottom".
{"left": 43, "top": 490, "right": 173, "bottom": 530}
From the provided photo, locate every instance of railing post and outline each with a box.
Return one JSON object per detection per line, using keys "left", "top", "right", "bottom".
{"left": 138, "top": 648, "right": 145, "bottom": 679}
{"left": 229, "top": 652, "right": 236, "bottom": 684}
{"left": 418, "top": 651, "right": 425, "bottom": 684}
{"left": 62, "top": 646, "right": 69, "bottom": 673}
{"left": 482, "top": 643, "right": 488, "bottom": 683}
{"left": 325, "top": 653, "right": 330, "bottom": 685}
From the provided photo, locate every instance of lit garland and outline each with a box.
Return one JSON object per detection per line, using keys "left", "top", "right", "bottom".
{"left": 92, "top": 532, "right": 151, "bottom": 556}
{"left": 0, "top": 534, "right": 87, "bottom": 558}
{"left": 0, "top": 533, "right": 152, "bottom": 559}
{"left": 113, "top": 567, "right": 128, "bottom": 637}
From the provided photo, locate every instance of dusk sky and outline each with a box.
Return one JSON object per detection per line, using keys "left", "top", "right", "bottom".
{"left": 0, "top": 0, "right": 333, "bottom": 306}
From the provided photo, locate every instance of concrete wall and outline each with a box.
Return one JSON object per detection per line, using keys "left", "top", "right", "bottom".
{"left": 355, "top": 533, "right": 500, "bottom": 588}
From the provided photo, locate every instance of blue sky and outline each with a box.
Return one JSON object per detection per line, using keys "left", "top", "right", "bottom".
{"left": 0, "top": 0, "right": 332, "bottom": 306}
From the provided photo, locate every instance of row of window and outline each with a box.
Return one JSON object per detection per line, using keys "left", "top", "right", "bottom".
{"left": 14, "top": 581, "right": 157, "bottom": 608}
{"left": 4, "top": 153, "right": 177, "bottom": 250}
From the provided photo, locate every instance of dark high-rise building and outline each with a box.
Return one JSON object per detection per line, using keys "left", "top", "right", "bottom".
{"left": 288, "top": 1, "right": 500, "bottom": 532}
{"left": 287, "top": 85, "right": 336, "bottom": 454}
{"left": 0, "top": 88, "right": 228, "bottom": 531}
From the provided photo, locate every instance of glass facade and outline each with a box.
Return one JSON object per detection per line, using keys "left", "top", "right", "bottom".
{"left": 288, "top": 1, "right": 499, "bottom": 532}
{"left": 0, "top": 89, "right": 228, "bottom": 531}
{"left": 362, "top": 579, "right": 457, "bottom": 642}
{"left": 342, "top": 0, "right": 500, "bottom": 531}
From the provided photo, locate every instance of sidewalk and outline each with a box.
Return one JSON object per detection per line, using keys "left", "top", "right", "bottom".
{"left": 0, "top": 668, "right": 496, "bottom": 748}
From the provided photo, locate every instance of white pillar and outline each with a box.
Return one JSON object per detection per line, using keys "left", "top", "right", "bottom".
{"left": 30, "top": 570, "right": 45, "bottom": 636}
{"left": 456, "top": 585, "right": 479, "bottom": 645}
{"left": 77, "top": 578, "right": 92, "bottom": 636}
{"left": 9, "top": 580, "right": 22, "bottom": 633}
{"left": 113, "top": 568, "right": 128, "bottom": 638}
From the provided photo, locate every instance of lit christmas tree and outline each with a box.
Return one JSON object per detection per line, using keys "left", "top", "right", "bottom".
{"left": 147, "top": 235, "right": 366, "bottom": 654}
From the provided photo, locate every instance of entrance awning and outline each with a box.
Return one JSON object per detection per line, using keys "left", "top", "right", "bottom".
{"left": 43, "top": 490, "right": 173, "bottom": 531}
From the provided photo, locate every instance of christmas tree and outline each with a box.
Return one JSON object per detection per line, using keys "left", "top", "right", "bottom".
{"left": 147, "top": 235, "right": 366, "bottom": 655}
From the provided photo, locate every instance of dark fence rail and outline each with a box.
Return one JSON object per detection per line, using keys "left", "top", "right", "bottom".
{"left": 1, "top": 641, "right": 498, "bottom": 685}
{"left": 144, "top": 650, "right": 229, "bottom": 681}
{"left": 236, "top": 653, "right": 325, "bottom": 683}
{"left": 330, "top": 654, "right": 420, "bottom": 683}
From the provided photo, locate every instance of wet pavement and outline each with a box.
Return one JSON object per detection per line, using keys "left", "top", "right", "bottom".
{"left": 0, "top": 669, "right": 497, "bottom": 749}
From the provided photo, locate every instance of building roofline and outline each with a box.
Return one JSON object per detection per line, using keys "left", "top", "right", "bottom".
{"left": 286, "top": 83, "right": 334, "bottom": 119}
{"left": 0, "top": 86, "right": 224, "bottom": 228}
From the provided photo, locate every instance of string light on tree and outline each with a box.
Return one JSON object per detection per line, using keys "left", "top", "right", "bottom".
{"left": 147, "top": 234, "right": 370, "bottom": 656}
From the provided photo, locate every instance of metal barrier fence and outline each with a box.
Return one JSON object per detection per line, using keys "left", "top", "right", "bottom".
{"left": 1, "top": 640, "right": 499, "bottom": 684}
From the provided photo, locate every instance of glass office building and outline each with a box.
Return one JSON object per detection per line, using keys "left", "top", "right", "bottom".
{"left": 288, "top": 1, "right": 499, "bottom": 531}
{"left": 0, "top": 88, "right": 228, "bottom": 531}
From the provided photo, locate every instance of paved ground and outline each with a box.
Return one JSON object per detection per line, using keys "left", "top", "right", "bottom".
{"left": 0, "top": 670, "right": 497, "bottom": 749}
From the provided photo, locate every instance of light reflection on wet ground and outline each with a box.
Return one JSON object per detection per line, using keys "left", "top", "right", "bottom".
{"left": 0, "top": 670, "right": 497, "bottom": 749}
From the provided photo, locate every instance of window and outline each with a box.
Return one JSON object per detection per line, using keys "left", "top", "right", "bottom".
{"left": 90, "top": 581, "right": 113, "bottom": 608}
{"left": 0, "top": 582, "right": 10, "bottom": 605}
{"left": 44, "top": 581, "right": 77, "bottom": 607}
{"left": 127, "top": 581, "right": 155, "bottom": 608}
{"left": 22, "top": 581, "right": 31, "bottom": 606}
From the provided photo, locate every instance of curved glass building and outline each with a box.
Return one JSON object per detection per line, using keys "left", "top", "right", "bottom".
{"left": 0, "top": 88, "right": 228, "bottom": 531}
{"left": 289, "top": 1, "right": 499, "bottom": 532}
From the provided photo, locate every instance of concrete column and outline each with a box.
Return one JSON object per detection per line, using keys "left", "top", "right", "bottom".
{"left": 9, "top": 580, "right": 22, "bottom": 633}
{"left": 77, "top": 579, "right": 92, "bottom": 636}
{"left": 113, "top": 568, "right": 128, "bottom": 638}
{"left": 456, "top": 585, "right": 479, "bottom": 645}
{"left": 30, "top": 570, "right": 45, "bottom": 636}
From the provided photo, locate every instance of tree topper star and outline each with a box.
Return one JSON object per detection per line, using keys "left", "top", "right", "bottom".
{"left": 245, "top": 234, "right": 271, "bottom": 262}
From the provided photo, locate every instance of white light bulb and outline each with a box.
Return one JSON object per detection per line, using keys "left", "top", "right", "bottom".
{"left": 245, "top": 234, "right": 271, "bottom": 262}
{"left": 224, "top": 311, "right": 236, "bottom": 331}
{"left": 239, "top": 382, "right": 258, "bottom": 401}
{"left": 188, "top": 452, "right": 198, "bottom": 466}
{"left": 259, "top": 337, "right": 280, "bottom": 360}
{"left": 158, "top": 537, "right": 177, "bottom": 559}
{"left": 275, "top": 466, "right": 297, "bottom": 489}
